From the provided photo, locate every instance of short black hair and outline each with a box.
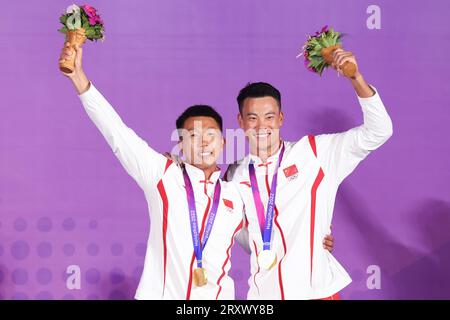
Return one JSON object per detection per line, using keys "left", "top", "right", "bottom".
{"left": 176, "top": 105, "right": 223, "bottom": 139}
{"left": 237, "top": 82, "right": 281, "bottom": 113}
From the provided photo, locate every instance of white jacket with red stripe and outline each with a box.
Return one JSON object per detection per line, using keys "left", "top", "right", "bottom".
{"left": 79, "top": 84, "right": 244, "bottom": 300}
{"left": 226, "top": 87, "right": 393, "bottom": 299}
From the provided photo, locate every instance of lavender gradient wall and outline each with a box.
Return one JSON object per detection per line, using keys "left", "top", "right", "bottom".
{"left": 1, "top": 0, "right": 449, "bottom": 300}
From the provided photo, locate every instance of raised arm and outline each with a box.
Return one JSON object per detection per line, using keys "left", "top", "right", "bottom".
{"left": 314, "top": 49, "right": 393, "bottom": 184}
{"left": 59, "top": 44, "right": 167, "bottom": 189}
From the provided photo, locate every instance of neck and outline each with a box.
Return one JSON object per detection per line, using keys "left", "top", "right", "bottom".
{"left": 250, "top": 139, "right": 282, "bottom": 163}
{"left": 191, "top": 163, "right": 219, "bottom": 180}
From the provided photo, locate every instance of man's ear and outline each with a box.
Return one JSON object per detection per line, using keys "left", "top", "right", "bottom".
{"left": 177, "top": 140, "right": 183, "bottom": 155}
{"left": 237, "top": 113, "right": 245, "bottom": 129}
{"left": 279, "top": 111, "right": 284, "bottom": 127}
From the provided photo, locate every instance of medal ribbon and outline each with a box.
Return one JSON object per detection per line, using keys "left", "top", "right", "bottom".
{"left": 183, "top": 168, "right": 222, "bottom": 268}
{"left": 249, "top": 143, "right": 285, "bottom": 251}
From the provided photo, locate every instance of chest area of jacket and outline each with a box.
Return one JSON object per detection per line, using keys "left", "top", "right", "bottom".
{"left": 156, "top": 171, "right": 243, "bottom": 237}
{"left": 239, "top": 153, "right": 323, "bottom": 200}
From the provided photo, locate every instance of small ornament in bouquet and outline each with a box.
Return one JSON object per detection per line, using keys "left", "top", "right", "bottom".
{"left": 58, "top": 4, "right": 105, "bottom": 73}
{"left": 297, "top": 25, "right": 356, "bottom": 78}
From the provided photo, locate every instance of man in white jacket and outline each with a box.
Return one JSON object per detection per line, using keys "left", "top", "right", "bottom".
{"left": 225, "top": 49, "right": 393, "bottom": 299}
{"left": 59, "top": 45, "right": 247, "bottom": 300}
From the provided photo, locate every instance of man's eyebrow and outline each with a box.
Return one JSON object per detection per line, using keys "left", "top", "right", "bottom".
{"left": 184, "top": 127, "right": 220, "bottom": 131}
{"left": 245, "top": 112, "right": 276, "bottom": 116}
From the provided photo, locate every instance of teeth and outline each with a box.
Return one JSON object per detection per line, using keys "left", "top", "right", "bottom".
{"left": 200, "top": 152, "right": 212, "bottom": 156}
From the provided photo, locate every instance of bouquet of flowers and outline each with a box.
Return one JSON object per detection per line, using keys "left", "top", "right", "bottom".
{"left": 297, "top": 25, "right": 356, "bottom": 77}
{"left": 58, "top": 4, "right": 105, "bottom": 73}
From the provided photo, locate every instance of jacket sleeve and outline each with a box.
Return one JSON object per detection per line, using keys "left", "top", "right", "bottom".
{"left": 314, "top": 86, "right": 393, "bottom": 185}
{"left": 79, "top": 83, "right": 167, "bottom": 190}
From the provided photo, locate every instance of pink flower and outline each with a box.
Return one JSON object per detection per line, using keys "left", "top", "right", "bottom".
{"left": 304, "top": 57, "right": 312, "bottom": 70}
{"left": 81, "top": 4, "right": 103, "bottom": 25}
{"left": 314, "top": 25, "right": 329, "bottom": 37}
{"left": 305, "top": 62, "right": 316, "bottom": 73}
{"left": 89, "top": 16, "right": 103, "bottom": 25}
{"left": 82, "top": 5, "right": 97, "bottom": 17}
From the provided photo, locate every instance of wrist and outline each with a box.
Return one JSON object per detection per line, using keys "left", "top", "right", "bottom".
{"left": 71, "top": 71, "right": 90, "bottom": 95}
{"left": 351, "top": 73, "right": 375, "bottom": 98}
{"left": 350, "top": 72, "right": 364, "bottom": 84}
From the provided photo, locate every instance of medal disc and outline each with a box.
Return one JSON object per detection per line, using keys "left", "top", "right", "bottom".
{"left": 258, "top": 250, "right": 277, "bottom": 270}
{"left": 193, "top": 268, "right": 207, "bottom": 287}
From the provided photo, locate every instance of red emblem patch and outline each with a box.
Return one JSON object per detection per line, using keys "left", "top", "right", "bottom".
{"left": 283, "top": 164, "right": 298, "bottom": 178}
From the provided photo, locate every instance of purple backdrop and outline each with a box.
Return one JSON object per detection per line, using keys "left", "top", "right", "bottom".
{"left": 1, "top": 0, "right": 449, "bottom": 300}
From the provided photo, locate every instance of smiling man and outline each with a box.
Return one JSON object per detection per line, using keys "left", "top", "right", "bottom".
{"left": 225, "top": 49, "right": 393, "bottom": 299}
{"left": 59, "top": 44, "right": 246, "bottom": 299}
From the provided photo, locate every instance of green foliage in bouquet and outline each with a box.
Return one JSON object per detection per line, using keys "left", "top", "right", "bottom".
{"left": 58, "top": 4, "right": 104, "bottom": 41}
{"left": 298, "top": 26, "right": 343, "bottom": 75}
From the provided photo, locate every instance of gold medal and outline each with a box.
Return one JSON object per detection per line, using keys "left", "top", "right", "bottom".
{"left": 193, "top": 268, "right": 207, "bottom": 287}
{"left": 258, "top": 250, "right": 277, "bottom": 270}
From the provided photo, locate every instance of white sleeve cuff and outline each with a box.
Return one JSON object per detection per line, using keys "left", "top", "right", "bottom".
{"left": 78, "top": 81, "right": 97, "bottom": 101}
{"left": 356, "top": 85, "right": 382, "bottom": 106}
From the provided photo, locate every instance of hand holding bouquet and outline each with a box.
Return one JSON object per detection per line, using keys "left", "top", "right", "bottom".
{"left": 58, "top": 4, "right": 104, "bottom": 73}
{"left": 298, "top": 26, "right": 357, "bottom": 78}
